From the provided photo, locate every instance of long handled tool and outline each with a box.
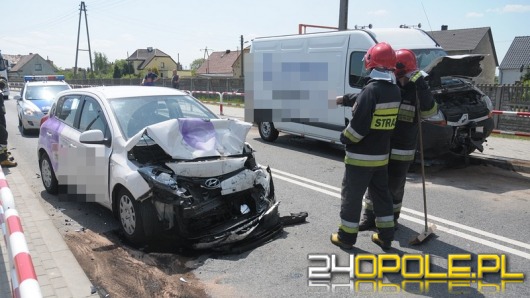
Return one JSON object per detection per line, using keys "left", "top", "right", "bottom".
{"left": 410, "top": 91, "right": 436, "bottom": 245}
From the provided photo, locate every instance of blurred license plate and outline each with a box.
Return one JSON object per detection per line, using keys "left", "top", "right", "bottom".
{"left": 476, "top": 126, "right": 484, "bottom": 133}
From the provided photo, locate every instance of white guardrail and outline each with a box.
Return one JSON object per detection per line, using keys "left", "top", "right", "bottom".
{"left": 0, "top": 169, "right": 42, "bottom": 298}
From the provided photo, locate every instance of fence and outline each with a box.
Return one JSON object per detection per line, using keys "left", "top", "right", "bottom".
{"left": 7, "top": 79, "right": 530, "bottom": 134}
{"left": 476, "top": 84, "right": 530, "bottom": 135}
{"left": 0, "top": 170, "right": 42, "bottom": 298}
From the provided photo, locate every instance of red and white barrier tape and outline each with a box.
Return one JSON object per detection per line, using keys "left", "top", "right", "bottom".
{"left": 492, "top": 110, "right": 530, "bottom": 117}
{"left": 0, "top": 171, "right": 42, "bottom": 298}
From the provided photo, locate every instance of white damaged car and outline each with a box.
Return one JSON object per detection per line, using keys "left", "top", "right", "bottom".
{"left": 37, "top": 86, "right": 280, "bottom": 249}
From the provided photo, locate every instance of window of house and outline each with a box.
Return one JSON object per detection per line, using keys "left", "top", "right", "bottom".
{"left": 160, "top": 62, "right": 165, "bottom": 69}
{"left": 35, "top": 64, "right": 42, "bottom": 71}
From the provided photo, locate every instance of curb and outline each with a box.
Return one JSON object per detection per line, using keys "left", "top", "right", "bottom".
{"left": 469, "top": 154, "right": 530, "bottom": 174}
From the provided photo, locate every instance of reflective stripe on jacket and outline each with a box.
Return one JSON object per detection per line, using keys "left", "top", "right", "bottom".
{"left": 340, "top": 79, "right": 401, "bottom": 167}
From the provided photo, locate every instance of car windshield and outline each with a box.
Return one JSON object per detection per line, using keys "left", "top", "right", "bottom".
{"left": 411, "top": 49, "right": 447, "bottom": 70}
{"left": 25, "top": 85, "right": 70, "bottom": 101}
{"left": 109, "top": 94, "right": 218, "bottom": 139}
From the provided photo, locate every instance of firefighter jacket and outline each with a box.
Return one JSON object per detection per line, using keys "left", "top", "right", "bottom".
{"left": 390, "top": 73, "right": 438, "bottom": 162}
{"left": 340, "top": 79, "right": 401, "bottom": 167}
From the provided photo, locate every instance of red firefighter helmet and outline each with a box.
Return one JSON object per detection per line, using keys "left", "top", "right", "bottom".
{"left": 364, "top": 42, "right": 397, "bottom": 70}
{"left": 394, "top": 49, "right": 418, "bottom": 78}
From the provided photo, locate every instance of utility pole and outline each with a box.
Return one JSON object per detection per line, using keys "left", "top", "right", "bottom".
{"left": 74, "top": 1, "right": 93, "bottom": 78}
{"left": 240, "top": 35, "right": 244, "bottom": 78}
{"left": 338, "top": 0, "right": 348, "bottom": 31}
{"left": 201, "top": 46, "right": 213, "bottom": 74}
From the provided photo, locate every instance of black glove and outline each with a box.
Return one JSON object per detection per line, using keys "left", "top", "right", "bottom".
{"left": 410, "top": 72, "right": 428, "bottom": 90}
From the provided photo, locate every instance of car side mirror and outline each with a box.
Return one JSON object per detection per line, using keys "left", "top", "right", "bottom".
{"left": 79, "top": 129, "right": 109, "bottom": 146}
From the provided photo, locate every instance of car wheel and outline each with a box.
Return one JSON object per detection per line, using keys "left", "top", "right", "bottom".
{"left": 19, "top": 117, "right": 29, "bottom": 134}
{"left": 258, "top": 122, "right": 279, "bottom": 142}
{"left": 40, "top": 152, "right": 58, "bottom": 194}
{"left": 117, "top": 188, "right": 157, "bottom": 244}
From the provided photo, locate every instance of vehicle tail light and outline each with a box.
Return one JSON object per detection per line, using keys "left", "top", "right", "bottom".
{"left": 40, "top": 114, "right": 49, "bottom": 126}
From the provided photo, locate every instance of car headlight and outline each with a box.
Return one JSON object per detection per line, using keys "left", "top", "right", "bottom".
{"left": 23, "top": 107, "right": 40, "bottom": 116}
{"left": 424, "top": 110, "right": 447, "bottom": 126}
{"left": 483, "top": 95, "right": 493, "bottom": 111}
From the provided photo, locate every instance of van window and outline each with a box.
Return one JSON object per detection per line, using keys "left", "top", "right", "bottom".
{"left": 349, "top": 51, "right": 370, "bottom": 88}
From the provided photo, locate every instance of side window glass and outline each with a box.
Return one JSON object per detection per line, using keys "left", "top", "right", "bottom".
{"left": 349, "top": 51, "right": 370, "bottom": 88}
{"left": 79, "top": 97, "right": 109, "bottom": 136}
{"left": 56, "top": 95, "right": 81, "bottom": 127}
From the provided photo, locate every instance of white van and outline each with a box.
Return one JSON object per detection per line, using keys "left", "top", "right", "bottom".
{"left": 244, "top": 28, "right": 444, "bottom": 142}
{"left": 244, "top": 28, "right": 494, "bottom": 158}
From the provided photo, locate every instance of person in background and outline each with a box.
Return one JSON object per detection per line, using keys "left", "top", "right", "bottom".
{"left": 358, "top": 49, "right": 438, "bottom": 231}
{"left": 0, "top": 79, "right": 17, "bottom": 167}
{"left": 141, "top": 68, "right": 159, "bottom": 86}
{"left": 331, "top": 42, "right": 401, "bottom": 250}
{"left": 171, "top": 69, "right": 180, "bottom": 89}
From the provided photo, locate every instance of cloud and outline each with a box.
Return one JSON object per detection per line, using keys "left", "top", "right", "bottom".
{"left": 466, "top": 12, "right": 484, "bottom": 18}
{"left": 368, "top": 10, "right": 389, "bottom": 16}
{"left": 488, "top": 4, "right": 530, "bottom": 13}
{"left": 503, "top": 4, "right": 530, "bottom": 12}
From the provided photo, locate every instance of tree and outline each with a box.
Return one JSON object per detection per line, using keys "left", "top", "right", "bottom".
{"left": 93, "top": 52, "right": 110, "bottom": 76}
{"left": 190, "top": 58, "right": 205, "bottom": 70}
{"left": 190, "top": 58, "right": 205, "bottom": 76}
{"left": 113, "top": 64, "right": 121, "bottom": 78}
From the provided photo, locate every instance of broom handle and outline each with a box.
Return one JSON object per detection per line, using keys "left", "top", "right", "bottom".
{"left": 416, "top": 91, "right": 429, "bottom": 232}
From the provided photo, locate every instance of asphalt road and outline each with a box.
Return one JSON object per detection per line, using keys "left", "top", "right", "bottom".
{"left": 4, "top": 97, "right": 530, "bottom": 297}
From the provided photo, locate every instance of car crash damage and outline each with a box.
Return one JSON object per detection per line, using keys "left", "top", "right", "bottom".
{"left": 422, "top": 54, "right": 494, "bottom": 159}
{"left": 125, "top": 118, "right": 285, "bottom": 250}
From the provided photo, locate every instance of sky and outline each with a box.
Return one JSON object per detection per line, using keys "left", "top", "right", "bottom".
{"left": 1, "top": 0, "right": 529, "bottom": 71}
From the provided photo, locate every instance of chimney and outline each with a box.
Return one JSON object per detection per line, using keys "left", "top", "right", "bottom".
{"left": 441, "top": 25, "right": 448, "bottom": 31}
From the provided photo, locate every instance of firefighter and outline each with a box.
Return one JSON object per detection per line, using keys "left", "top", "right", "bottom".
{"left": 331, "top": 42, "right": 401, "bottom": 250}
{"left": 0, "top": 79, "right": 17, "bottom": 167}
{"left": 358, "top": 49, "right": 438, "bottom": 231}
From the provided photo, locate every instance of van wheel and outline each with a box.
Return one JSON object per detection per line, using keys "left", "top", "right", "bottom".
{"left": 258, "top": 122, "right": 279, "bottom": 142}
{"left": 117, "top": 188, "right": 157, "bottom": 245}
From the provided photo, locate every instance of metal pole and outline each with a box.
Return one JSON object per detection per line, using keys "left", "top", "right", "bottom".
{"left": 74, "top": 2, "right": 83, "bottom": 78}
{"left": 338, "top": 0, "right": 348, "bottom": 30}
{"left": 240, "top": 35, "right": 244, "bottom": 78}
{"left": 83, "top": 2, "right": 93, "bottom": 74}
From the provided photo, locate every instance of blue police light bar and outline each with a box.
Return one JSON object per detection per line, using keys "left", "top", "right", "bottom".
{"left": 24, "top": 75, "right": 65, "bottom": 82}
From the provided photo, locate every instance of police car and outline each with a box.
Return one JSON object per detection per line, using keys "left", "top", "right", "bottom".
{"left": 15, "top": 75, "right": 71, "bottom": 134}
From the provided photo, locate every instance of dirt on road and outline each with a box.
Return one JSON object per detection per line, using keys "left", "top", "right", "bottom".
{"left": 64, "top": 230, "right": 208, "bottom": 298}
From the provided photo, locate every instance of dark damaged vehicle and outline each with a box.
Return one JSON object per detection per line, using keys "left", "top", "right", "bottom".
{"left": 420, "top": 54, "right": 494, "bottom": 159}
{"left": 37, "top": 86, "right": 281, "bottom": 249}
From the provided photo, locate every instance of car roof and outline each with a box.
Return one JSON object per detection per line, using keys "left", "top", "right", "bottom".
{"left": 25, "top": 80, "right": 71, "bottom": 87}
{"left": 62, "top": 86, "right": 188, "bottom": 99}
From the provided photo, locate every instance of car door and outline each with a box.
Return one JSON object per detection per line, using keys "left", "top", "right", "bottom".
{"left": 65, "top": 96, "right": 112, "bottom": 206}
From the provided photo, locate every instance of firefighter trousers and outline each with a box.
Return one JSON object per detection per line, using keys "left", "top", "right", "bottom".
{"left": 338, "top": 164, "right": 395, "bottom": 244}
{"left": 0, "top": 122, "right": 8, "bottom": 162}
{"left": 363, "top": 159, "right": 413, "bottom": 219}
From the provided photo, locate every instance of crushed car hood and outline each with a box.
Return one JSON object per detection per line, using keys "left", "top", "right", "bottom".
{"left": 424, "top": 54, "right": 485, "bottom": 88}
{"left": 125, "top": 118, "right": 253, "bottom": 160}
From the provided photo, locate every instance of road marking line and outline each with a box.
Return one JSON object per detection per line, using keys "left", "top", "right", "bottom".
{"left": 272, "top": 168, "right": 341, "bottom": 192}
{"left": 272, "top": 170, "right": 530, "bottom": 257}
{"left": 401, "top": 207, "right": 530, "bottom": 250}
{"left": 400, "top": 214, "right": 530, "bottom": 260}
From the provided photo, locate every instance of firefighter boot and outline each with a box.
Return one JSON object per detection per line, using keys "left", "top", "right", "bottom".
{"left": 371, "top": 233, "right": 392, "bottom": 250}
{"left": 330, "top": 233, "right": 354, "bottom": 250}
{"left": 1, "top": 159, "right": 18, "bottom": 168}
{"left": 394, "top": 212, "right": 400, "bottom": 231}
{"left": 359, "top": 210, "right": 376, "bottom": 231}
